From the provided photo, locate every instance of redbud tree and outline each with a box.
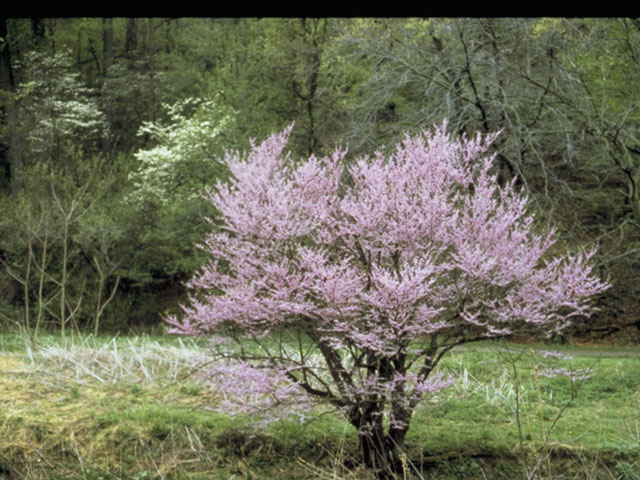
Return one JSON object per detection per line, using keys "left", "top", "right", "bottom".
{"left": 169, "top": 123, "right": 608, "bottom": 477}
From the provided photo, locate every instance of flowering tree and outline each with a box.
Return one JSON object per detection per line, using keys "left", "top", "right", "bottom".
{"left": 169, "top": 123, "right": 608, "bottom": 477}
{"left": 130, "top": 95, "right": 236, "bottom": 204}
{"left": 125, "top": 96, "right": 236, "bottom": 286}
{"left": 17, "top": 50, "right": 108, "bottom": 164}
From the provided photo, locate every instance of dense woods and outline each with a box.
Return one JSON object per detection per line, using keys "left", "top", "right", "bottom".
{"left": 0, "top": 18, "right": 638, "bottom": 340}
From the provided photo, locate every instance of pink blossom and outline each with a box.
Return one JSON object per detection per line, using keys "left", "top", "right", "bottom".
{"left": 170, "top": 122, "right": 609, "bottom": 451}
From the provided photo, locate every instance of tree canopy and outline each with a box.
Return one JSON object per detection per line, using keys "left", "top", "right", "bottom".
{"left": 0, "top": 17, "right": 635, "bottom": 338}
{"left": 169, "top": 124, "right": 608, "bottom": 477}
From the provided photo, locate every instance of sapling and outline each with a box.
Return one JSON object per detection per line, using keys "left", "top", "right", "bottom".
{"left": 170, "top": 123, "right": 609, "bottom": 478}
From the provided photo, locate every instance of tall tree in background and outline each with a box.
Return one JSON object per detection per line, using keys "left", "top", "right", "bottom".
{"left": 334, "top": 18, "right": 640, "bottom": 333}
{"left": 0, "top": 17, "right": 22, "bottom": 192}
{"left": 0, "top": 17, "right": 637, "bottom": 336}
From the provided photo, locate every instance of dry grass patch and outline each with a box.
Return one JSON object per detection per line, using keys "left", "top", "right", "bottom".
{"left": 0, "top": 336, "right": 235, "bottom": 479}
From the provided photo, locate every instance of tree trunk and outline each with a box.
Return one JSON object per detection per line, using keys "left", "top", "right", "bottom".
{"left": 102, "top": 18, "right": 113, "bottom": 78}
{"left": 0, "top": 17, "right": 23, "bottom": 193}
{"left": 125, "top": 18, "right": 137, "bottom": 56}
{"left": 351, "top": 405, "right": 409, "bottom": 479}
{"left": 30, "top": 18, "right": 45, "bottom": 46}
{"left": 624, "top": 162, "right": 640, "bottom": 226}
{"left": 147, "top": 19, "right": 156, "bottom": 124}
{"left": 101, "top": 18, "right": 114, "bottom": 155}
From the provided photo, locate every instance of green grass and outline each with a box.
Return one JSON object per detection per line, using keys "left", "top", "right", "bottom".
{"left": 0, "top": 334, "right": 638, "bottom": 479}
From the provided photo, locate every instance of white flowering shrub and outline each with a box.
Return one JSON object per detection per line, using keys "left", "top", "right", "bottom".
{"left": 16, "top": 50, "right": 108, "bottom": 162}
{"left": 122, "top": 96, "right": 238, "bottom": 286}
{"left": 130, "top": 96, "right": 236, "bottom": 203}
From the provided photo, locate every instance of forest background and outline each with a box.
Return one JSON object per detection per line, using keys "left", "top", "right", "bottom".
{"left": 0, "top": 17, "right": 638, "bottom": 341}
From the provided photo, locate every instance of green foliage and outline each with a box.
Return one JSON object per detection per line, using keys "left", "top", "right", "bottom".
{"left": 116, "top": 95, "right": 235, "bottom": 307}
{"left": 2, "top": 17, "right": 640, "bottom": 335}
{"left": 616, "top": 460, "right": 640, "bottom": 480}
{"left": 1, "top": 334, "right": 638, "bottom": 478}
{"left": 129, "top": 95, "right": 235, "bottom": 203}
{"left": 15, "top": 50, "right": 108, "bottom": 164}
{"left": 0, "top": 153, "right": 126, "bottom": 334}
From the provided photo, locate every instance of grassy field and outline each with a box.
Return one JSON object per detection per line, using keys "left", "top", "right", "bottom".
{"left": 0, "top": 333, "right": 638, "bottom": 479}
